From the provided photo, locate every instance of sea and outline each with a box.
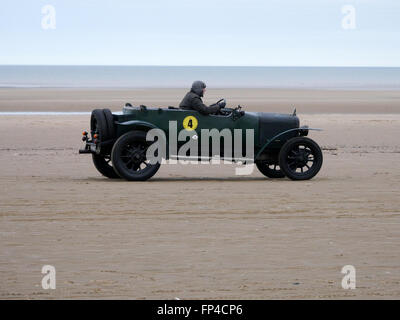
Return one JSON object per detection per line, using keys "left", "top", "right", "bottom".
{"left": 0, "top": 66, "right": 399, "bottom": 90}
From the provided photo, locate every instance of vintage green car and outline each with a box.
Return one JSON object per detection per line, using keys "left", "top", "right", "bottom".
{"left": 79, "top": 103, "right": 323, "bottom": 181}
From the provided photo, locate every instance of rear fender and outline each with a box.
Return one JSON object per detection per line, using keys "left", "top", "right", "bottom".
{"left": 115, "top": 120, "right": 159, "bottom": 136}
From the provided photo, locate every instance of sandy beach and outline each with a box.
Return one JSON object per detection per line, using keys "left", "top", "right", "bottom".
{"left": 1, "top": 88, "right": 400, "bottom": 113}
{"left": 1, "top": 88, "right": 400, "bottom": 299}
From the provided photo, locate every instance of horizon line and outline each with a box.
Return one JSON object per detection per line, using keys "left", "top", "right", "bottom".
{"left": 1, "top": 64, "right": 400, "bottom": 68}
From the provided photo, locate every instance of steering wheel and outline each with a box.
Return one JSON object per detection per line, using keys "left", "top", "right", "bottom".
{"left": 217, "top": 104, "right": 245, "bottom": 116}
{"left": 216, "top": 98, "right": 226, "bottom": 108}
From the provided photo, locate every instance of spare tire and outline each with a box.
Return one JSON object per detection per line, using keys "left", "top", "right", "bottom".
{"left": 90, "top": 109, "right": 109, "bottom": 141}
{"left": 103, "top": 108, "right": 115, "bottom": 139}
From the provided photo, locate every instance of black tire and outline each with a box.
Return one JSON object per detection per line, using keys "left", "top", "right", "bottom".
{"left": 92, "top": 154, "right": 120, "bottom": 179}
{"left": 111, "top": 131, "right": 161, "bottom": 181}
{"left": 279, "top": 137, "right": 323, "bottom": 180}
{"left": 256, "top": 161, "right": 285, "bottom": 178}
{"left": 103, "top": 108, "right": 115, "bottom": 139}
{"left": 90, "top": 109, "right": 109, "bottom": 141}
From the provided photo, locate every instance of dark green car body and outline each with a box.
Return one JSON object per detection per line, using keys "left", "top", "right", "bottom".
{"left": 80, "top": 105, "right": 322, "bottom": 181}
{"left": 111, "top": 105, "right": 302, "bottom": 160}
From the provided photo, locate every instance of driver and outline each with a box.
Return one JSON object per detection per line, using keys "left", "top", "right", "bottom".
{"left": 179, "top": 81, "right": 224, "bottom": 115}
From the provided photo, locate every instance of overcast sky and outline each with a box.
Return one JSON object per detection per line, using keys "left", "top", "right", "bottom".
{"left": 1, "top": 0, "right": 399, "bottom": 66}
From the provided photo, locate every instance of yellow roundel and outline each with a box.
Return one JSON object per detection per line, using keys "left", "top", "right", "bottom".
{"left": 182, "top": 116, "right": 198, "bottom": 131}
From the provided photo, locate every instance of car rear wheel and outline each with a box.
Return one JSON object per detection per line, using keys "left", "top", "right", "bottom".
{"left": 279, "top": 137, "right": 323, "bottom": 180}
{"left": 92, "top": 154, "right": 120, "bottom": 179}
{"left": 111, "top": 131, "right": 161, "bottom": 181}
{"left": 256, "top": 161, "right": 285, "bottom": 178}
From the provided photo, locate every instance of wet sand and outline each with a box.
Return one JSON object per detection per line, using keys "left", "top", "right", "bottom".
{"left": 0, "top": 89, "right": 400, "bottom": 299}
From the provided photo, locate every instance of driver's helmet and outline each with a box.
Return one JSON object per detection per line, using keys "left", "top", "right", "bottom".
{"left": 191, "top": 80, "right": 206, "bottom": 97}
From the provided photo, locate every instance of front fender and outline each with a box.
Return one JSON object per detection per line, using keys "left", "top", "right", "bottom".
{"left": 255, "top": 127, "right": 322, "bottom": 160}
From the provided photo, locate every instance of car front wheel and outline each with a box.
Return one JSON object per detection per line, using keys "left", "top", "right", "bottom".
{"left": 279, "top": 137, "right": 323, "bottom": 180}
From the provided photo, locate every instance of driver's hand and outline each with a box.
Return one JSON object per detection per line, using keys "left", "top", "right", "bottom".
{"left": 213, "top": 104, "right": 221, "bottom": 115}
{"left": 217, "top": 99, "right": 226, "bottom": 109}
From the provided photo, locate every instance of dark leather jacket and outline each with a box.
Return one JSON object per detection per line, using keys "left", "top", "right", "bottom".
{"left": 179, "top": 91, "right": 220, "bottom": 115}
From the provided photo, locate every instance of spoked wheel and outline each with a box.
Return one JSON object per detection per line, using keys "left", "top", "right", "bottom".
{"left": 111, "top": 131, "right": 161, "bottom": 181}
{"left": 256, "top": 160, "right": 285, "bottom": 178}
{"left": 92, "top": 154, "right": 120, "bottom": 179}
{"left": 279, "top": 137, "right": 323, "bottom": 180}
